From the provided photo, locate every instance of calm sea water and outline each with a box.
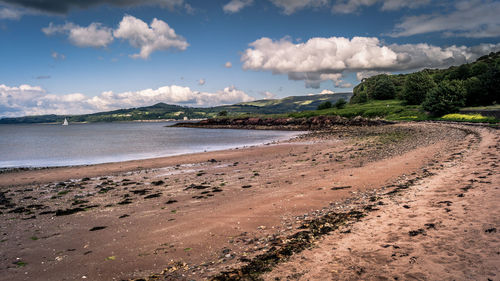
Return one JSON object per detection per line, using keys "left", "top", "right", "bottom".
{"left": 0, "top": 122, "right": 301, "bottom": 168}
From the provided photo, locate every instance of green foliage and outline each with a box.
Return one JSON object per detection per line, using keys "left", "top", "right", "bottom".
{"left": 401, "top": 72, "right": 436, "bottom": 105}
{"left": 372, "top": 75, "right": 396, "bottom": 100}
{"left": 440, "top": 113, "right": 498, "bottom": 123}
{"left": 463, "top": 76, "right": 484, "bottom": 106}
{"left": 334, "top": 98, "right": 347, "bottom": 109}
{"left": 351, "top": 51, "right": 500, "bottom": 108}
{"left": 350, "top": 90, "right": 368, "bottom": 104}
{"left": 290, "top": 100, "right": 427, "bottom": 121}
{"left": 217, "top": 110, "right": 228, "bottom": 116}
{"left": 422, "top": 80, "right": 466, "bottom": 117}
{"left": 351, "top": 74, "right": 402, "bottom": 103}
{"left": 317, "top": 101, "right": 332, "bottom": 110}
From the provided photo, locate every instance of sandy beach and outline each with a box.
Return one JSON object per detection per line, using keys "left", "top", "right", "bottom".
{"left": 0, "top": 122, "right": 498, "bottom": 281}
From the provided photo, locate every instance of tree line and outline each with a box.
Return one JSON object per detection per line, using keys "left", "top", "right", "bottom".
{"left": 350, "top": 51, "right": 500, "bottom": 116}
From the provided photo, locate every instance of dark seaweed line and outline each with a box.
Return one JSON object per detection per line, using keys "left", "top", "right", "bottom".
{"left": 210, "top": 211, "right": 365, "bottom": 281}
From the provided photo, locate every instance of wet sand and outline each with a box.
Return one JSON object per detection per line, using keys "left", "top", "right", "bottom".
{"left": 0, "top": 123, "right": 497, "bottom": 281}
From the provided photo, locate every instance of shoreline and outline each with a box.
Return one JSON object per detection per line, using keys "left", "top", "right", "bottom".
{"left": 0, "top": 122, "right": 498, "bottom": 281}
{"left": 0, "top": 126, "right": 304, "bottom": 174}
{"left": 0, "top": 131, "right": 306, "bottom": 188}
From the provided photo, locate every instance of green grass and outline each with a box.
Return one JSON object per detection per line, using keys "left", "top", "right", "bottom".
{"left": 289, "top": 100, "right": 428, "bottom": 121}
{"left": 460, "top": 104, "right": 500, "bottom": 111}
{"left": 287, "top": 100, "right": 499, "bottom": 124}
{"left": 439, "top": 113, "right": 498, "bottom": 123}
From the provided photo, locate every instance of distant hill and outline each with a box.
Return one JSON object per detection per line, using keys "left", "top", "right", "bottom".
{"left": 0, "top": 93, "right": 352, "bottom": 124}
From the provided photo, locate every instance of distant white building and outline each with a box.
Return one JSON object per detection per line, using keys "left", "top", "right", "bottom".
{"left": 183, "top": 116, "right": 188, "bottom": 121}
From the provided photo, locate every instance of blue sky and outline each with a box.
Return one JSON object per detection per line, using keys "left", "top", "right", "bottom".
{"left": 0, "top": 0, "right": 499, "bottom": 117}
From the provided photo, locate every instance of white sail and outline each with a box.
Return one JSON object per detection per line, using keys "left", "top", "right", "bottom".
{"left": 62, "top": 118, "right": 69, "bottom": 126}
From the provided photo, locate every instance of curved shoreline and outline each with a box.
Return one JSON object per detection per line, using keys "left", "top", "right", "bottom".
{"left": 0, "top": 122, "right": 497, "bottom": 281}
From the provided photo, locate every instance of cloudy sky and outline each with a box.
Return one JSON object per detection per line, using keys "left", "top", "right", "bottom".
{"left": 1, "top": 0, "right": 499, "bottom": 117}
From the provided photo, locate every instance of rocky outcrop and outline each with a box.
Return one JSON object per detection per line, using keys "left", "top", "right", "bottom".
{"left": 172, "top": 115, "right": 392, "bottom": 130}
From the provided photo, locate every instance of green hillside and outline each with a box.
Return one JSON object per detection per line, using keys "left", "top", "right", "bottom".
{"left": 0, "top": 93, "right": 352, "bottom": 124}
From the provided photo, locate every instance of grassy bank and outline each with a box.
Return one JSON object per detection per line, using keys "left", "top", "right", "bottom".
{"left": 288, "top": 100, "right": 498, "bottom": 124}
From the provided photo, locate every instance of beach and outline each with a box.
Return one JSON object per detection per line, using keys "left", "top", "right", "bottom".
{"left": 0, "top": 122, "right": 498, "bottom": 280}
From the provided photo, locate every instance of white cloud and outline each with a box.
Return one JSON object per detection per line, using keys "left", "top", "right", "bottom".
{"left": 51, "top": 51, "right": 66, "bottom": 60}
{"left": 223, "top": 0, "right": 254, "bottom": 13}
{"left": 0, "top": 84, "right": 93, "bottom": 117}
{"left": 270, "top": 0, "right": 328, "bottom": 15}
{"left": 224, "top": 61, "right": 233, "bottom": 68}
{"left": 198, "top": 79, "right": 206, "bottom": 85}
{"left": 0, "top": 84, "right": 255, "bottom": 117}
{"left": 320, "top": 89, "right": 334, "bottom": 95}
{"left": 390, "top": 0, "right": 500, "bottom": 38}
{"left": 0, "top": 6, "right": 22, "bottom": 19}
{"left": 42, "top": 15, "right": 188, "bottom": 59}
{"left": 332, "top": 0, "right": 430, "bottom": 14}
{"left": 42, "top": 22, "right": 113, "bottom": 48}
{"left": 241, "top": 36, "right": 500, "bottom": 88}
{"left": 260, "top": 91, "right": 276, "bottom": 99}
{"left": 114, "top": 15, "right": 188, "bottom": 59}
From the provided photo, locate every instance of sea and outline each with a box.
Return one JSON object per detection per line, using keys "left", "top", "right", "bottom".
{"left": 0, "top": 122, "right": 302, "bottom": 168}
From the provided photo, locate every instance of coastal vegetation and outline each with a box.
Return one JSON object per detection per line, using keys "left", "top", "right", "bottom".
{"left": 351, "top": 51, "right": 500, "bottom": 117}
{"left": 289, "top": 100, "right": 498, "bottom": 123}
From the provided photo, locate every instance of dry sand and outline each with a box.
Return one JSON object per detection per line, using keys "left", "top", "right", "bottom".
{"left": 0, "top": 122, "right": 497, "bottom": 281}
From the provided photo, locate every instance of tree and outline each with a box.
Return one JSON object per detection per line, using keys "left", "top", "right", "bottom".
{"left": 217, "top": 110, "right": 228, "bottom": 116}
{"left": 478, "top": 63, "right": 500, "bottom": 105}
{"left": 422, "top": 80, "right": 466, "bottom": 117}
{"left": 334, "top": 98, "right": 347, "bottom": 109}
{"left": 463, "top": 76, "right": 484, "bottom": 106}
{"left": 371, "top": 75, "right": 396, "bottom": 100}
{"left": 317, "top": 101, "right": 332, "bottom": 110}
{"left": 401, "top": 72, "right": 436, "bottom": 105}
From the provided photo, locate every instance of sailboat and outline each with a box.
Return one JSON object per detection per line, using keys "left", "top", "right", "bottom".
{"left": 62, "top": 118, "right": 69, "bottom": 126}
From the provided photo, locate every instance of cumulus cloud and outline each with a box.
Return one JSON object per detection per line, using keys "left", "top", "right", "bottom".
{"left": 270, "top": 0, "right": 328, "bottom": 15}
{"left": 43, "top": 22, "right": 114, "bottom": 48}
{"left": 224, "top": 61, "right": 233, "bottom": 68}
{"left": 42, "top": 15, "right": 188, "bottom": 59}
{"left": 0, "top": 0, "right": 184, "bottom": 14}
{"left": 223, "top": 0, "right": 253, "bottom": 13}
{"left": 332, "top": 0, "right": 430, "bottom": 14}
{"left": 198, "top": 79, "right": 206, "bottom": 85}
{"left": 241, "top": 36, "right": 500, "bottom": 88}
{"left": 390, "top": 0, "right": 500, "bottom": 38}
{"left": 0, "top": 84, "right": 255, "bottom": 117}
{"left": 0, "top": 84, "right": 93, "bottom": 117}
{"left": 114, "top": 15, "right": 188, "bottom": 59}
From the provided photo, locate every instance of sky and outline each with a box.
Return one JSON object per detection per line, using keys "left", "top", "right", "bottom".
{"left": 0, "top": 0, "right": 499, "bottom": 117}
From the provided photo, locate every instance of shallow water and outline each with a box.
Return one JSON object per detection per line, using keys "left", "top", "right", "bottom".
{"left": 0, "top": 122, "right": 301, "bottom": 168}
